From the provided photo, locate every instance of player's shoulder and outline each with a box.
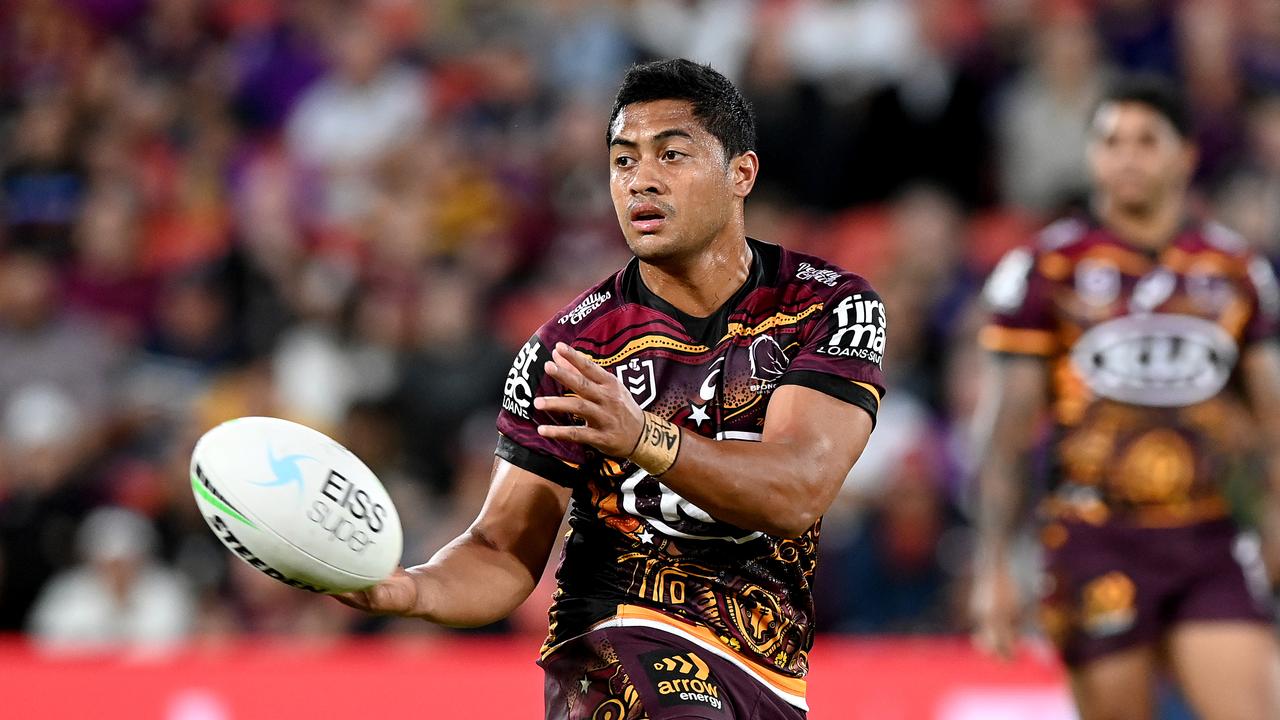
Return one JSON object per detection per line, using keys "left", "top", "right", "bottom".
{"left": 987, "top": 215, "right": 1096, "bottom": 279}
{"left": 535, "top": 272, "right": 626, "bottom": 344}
{"left": 1034, "top": 216, "right": 1093, "bottom": 253}
{"left": 1196, "top": 219, "right": 1254, "bottom": 258}
{"left": 774, "top": 242, "right": 878, "bottom": 300}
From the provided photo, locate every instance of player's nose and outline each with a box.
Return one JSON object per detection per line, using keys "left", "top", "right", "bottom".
{"left": 628, "top": 158, "right": 667, "bottom": 196}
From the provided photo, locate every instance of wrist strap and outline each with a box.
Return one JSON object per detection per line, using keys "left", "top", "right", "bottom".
{"left": 629, "top": 412, "right": 682, "bottom": 476}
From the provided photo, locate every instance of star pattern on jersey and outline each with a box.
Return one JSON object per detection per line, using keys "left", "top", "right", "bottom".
{"left": 688, "top": 403, "right": 710, "bottom": 427}
{"left": 638, "top": 527, "right": 654, "bottom": 544}
{"left": 579, "top": 677, "right": 590, "bottom": 694}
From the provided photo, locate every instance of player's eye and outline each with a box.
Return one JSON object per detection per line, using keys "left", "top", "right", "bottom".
{"left": 662, "top": 149, "right": 685, "bottom": 161}
{"left": 614, "top": 155, "right": 634, "bottom": 168}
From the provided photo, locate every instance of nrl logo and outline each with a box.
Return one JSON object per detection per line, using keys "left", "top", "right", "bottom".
{"left": 616, "top": 357, "right": 657, "bottom": 409}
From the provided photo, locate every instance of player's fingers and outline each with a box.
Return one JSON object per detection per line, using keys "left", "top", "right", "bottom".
{"left": 972, "top": 628, "right": 993, "bottom": 656}
{"left": 556, "top": 342, "right": 613, "bottom": 383}
{"left": 332, "top": 591, "right": 370, "bottom": 611}
{"left": 976, "top": 618, "right": 1016, "bottom": 661}
{"left": 992, "top": 628, "right": 1015, "bottom": 660}
{"left": 537, "top": 423, "right": 600, "bottom": 446}
{"left": 973, "top": 625, "right": 1002, "bottom": 659}
{"left": 546, "top": 354, "right": 597, "bottom": 400}
{"left": 533, "top": 394, "right": 595, "bottom": 419}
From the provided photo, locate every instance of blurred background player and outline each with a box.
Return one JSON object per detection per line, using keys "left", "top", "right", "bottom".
{"left": 337, "top": 59, "right": 885, "bottom": 719}
{"left": 972, "top": 76, "right": 1280, "bottom": 720}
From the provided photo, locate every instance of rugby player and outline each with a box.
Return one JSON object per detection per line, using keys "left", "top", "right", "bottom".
{"left": 972, "top": 76, "right": 1280, "bottom": 719}
{"left": 337, "top": 59, "right": 886, "bottom": 719}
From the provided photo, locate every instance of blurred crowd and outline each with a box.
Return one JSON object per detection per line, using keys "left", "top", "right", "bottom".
{"left": 1, "top": 0, "right": 1279, "bottom": 652}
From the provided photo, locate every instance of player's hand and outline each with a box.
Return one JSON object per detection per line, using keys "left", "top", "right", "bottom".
{"left": 971, "top": 561, "right": 1021, "bottom": 660}
{"left": 534, "top": 342, "right": 646, "bottom": 457}
{"left": 332, "top": 566, "right": 420, "bottom": 616}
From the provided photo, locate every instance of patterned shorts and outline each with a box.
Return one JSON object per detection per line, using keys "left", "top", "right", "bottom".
{"left": 541, "top": 626, "right": 807, "bottom": 720}
{"left": 1040, "top": 518, "right": 1274, "bottom": 667}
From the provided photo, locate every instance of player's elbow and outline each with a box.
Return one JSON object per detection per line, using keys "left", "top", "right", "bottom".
{"left": 762, "top": 500, "right": 822, "bottom": 539}
{"left": 766, "top": 513, "right": 818, "bottom": 540}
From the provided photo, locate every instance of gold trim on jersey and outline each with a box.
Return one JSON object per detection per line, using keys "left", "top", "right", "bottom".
{"left": 720, "top": 304, "right": 824, "bottom": 343}
{"left": 1162, "top": 247, "right": 1247, "bottom": 276}
{"left": 854, "top": 381, "right": 882, "bottom": 405}
{"left": 591, "top": 335, "right": 710, "bottom": 367}
{"left": 1039, "top": 252, "right": 1074, "bottom": 280}
{"left": 979, "top": 326, "right": 1058, "bottom": 356}
{"left": 1219, "top": 296, "right": 1252, "bottom": 339}
{"left": 723, "top": 394, "right": 763, "bottom": 418}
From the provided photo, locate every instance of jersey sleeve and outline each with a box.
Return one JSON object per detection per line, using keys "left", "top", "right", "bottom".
{"left": 979, "top": 246, "right": 1060, "bottom": 356}
{"left": 495, "top": 332, "right": 590, "bottom": 488}
{"left": 1243, "top": 255, "right": 1280, "bottom": 346}
{"left": 777, "top": 279, "right": 886, "bottom": 425}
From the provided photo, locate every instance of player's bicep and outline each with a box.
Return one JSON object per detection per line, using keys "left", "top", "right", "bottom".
{"left": 1242, "top": 342, "right": 1280, "bottom": 431}
{"left": 763, "top": 384, "right": 874, "bottom": 496}
{"left": 468, "top": 458, "right": 571, "bottom": 581}
{"left": 979, "top": 247, "right": 1060, "bottom": 356}
{"left": 975, "top": 354, "right": 1050, "bottom": 457}
{"left": 497, "top": 333, "right": 590, "bottom": 483}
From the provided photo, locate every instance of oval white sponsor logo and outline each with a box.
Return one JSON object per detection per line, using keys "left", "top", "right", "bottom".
{"left": 1070, "top": 314, "right": 1237, "bottom": 407}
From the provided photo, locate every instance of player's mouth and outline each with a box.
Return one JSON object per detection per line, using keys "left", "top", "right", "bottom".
{"left": 629, "top": 203, "right": 669, "bottom": 234}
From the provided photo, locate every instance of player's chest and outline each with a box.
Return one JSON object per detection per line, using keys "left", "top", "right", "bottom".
{"left": 1054, "top": 252, "right": 1251, "bottom": 331}
{"left": 1054, "top": 253, "right": 1250, "bottom": 406}
{"left": 605, "top": 330, "right": 805, "bottom": 438}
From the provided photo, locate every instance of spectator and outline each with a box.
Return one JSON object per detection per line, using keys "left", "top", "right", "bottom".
{"left": 285, "top": 10, "right": 428, "bottom": 226}
{"left": 2, "top": 94, "right": 84, "bottom": 256}
{"left": 996, "top": 7, "right": 1105, "bottom": 213}
{"left": 27, "top": 506, "right": 194, "bottom": 652}
{"left": 0, "top": 248, "right": 121, "bottom": 440}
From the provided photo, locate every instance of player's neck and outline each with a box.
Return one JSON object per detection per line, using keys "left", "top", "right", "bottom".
{"left": 638, "top": 233, "right": 752, "bottom": 318}
{"left": 1096, "top": 194, "right": 1186, "bottom": 251}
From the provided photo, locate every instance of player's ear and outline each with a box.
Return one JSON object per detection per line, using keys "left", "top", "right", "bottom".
{"left": 1179, "top": 140, "right": 1199, "bottom": 179}
{"left": 731, "top": 150, "right": 759, "bottom": 199}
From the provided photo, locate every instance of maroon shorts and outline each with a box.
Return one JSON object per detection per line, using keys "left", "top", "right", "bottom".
{"left": 541, "top": 626, "right": 806, "bottom": 720}
{"left": 1040, "top": 518, "right": 1274, "bottom": 668}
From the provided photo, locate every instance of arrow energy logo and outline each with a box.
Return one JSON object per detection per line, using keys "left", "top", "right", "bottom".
{"left": 641, "top": 650, "right": 724, "bottom": 712}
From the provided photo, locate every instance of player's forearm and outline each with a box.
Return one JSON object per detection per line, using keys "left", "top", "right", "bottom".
{"left": 971, "top": 356, "right": 1045, "bottom": 566}
{"left": 403, "top": 528, "right": 541, "bottom": 627}
{"left": 975, "top": 460, "right": 1024, "bottom": 566}
{"left": 1254, "top": 413, "right": 1280, "bottom": 582}
{"left": 655, "top": 432, "right": 851, "bottom": 539}
{"left": 1243, "top": 344, "right": 1280, "bottom": 580}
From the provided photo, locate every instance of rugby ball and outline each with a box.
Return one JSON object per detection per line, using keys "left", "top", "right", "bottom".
{"left": 190, "top": 416, "right": 403, "bottom": 593}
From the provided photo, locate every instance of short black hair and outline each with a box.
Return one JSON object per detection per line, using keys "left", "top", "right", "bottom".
{"left": 607, "top": 58, "right": 756, "bottom": 160}
{"left": 1094, "top": 74, "right": 1193, "bottom": 139}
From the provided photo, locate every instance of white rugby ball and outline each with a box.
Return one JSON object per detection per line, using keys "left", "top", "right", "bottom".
{"left": 190, "top": 416, "right": 403, "bottom": 593}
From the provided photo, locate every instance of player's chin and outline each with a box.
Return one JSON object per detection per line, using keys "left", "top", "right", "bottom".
{"left": 1113, "top": 189, "right": 1160, "bottom": 214}
{"left": 625, "top": 231, "right": 685, "bottom": 263}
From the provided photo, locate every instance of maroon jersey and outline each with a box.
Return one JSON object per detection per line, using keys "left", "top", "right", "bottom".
{"left": 496, "top": 239, "right": 885, "bottom": 709}
{"left": 982, "top": 217, "right": 1280, "bottom": 526}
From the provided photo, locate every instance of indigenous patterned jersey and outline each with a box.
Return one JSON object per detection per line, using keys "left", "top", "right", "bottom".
{"left": 496, "top": 239, "right": 885, "bottom": 709}
{"left": 982, "top": 217, "right": 1280, "bottom": 526}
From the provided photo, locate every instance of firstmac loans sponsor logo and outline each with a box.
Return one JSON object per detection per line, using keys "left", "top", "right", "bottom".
{"left": 818, "top": 293, "right": 886, "bottom": 366}
{"left": 503, "top": 336, "right": 542, "bottom": 419}
{"left": 559, "top": 291, "right": 611, "bottom": 325}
